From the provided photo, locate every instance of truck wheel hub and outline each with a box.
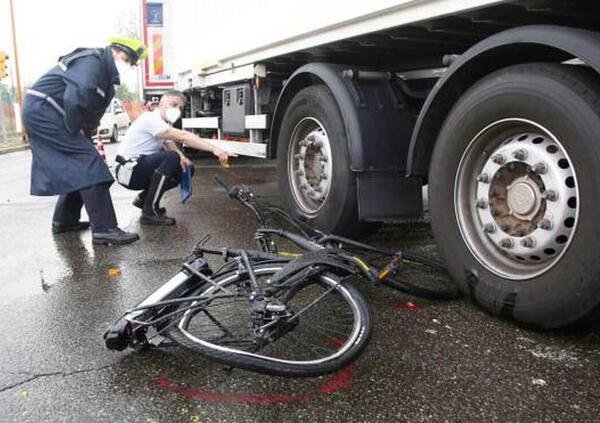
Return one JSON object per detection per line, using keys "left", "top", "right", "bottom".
{"left": 288, "top": 117, "right": 333, "bottom": 214}
{"left": 488, "top": 164, "right": 546, "bottom": 237}
{"left": 507, "top": 178, "right": 539, "bottom": 218}
{"left": 455, "top": 118, "right": 579, "bottom": 279}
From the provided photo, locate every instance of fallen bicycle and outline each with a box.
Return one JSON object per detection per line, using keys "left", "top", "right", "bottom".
{"left": 104, "top": 176, "right": 457, "bottom": 376}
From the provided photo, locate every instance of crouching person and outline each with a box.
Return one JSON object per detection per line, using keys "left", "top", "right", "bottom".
{"left": 115, "top": 90, "right": 231, "bottom": 225}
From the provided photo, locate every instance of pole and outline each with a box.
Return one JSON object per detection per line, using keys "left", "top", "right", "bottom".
{"left": 0, "top": 104, "right": 7, "bottom": 143}
{"left": 138, "top": 0, "right": 145, "bottom": 102}
{"left": 9, "top": 0, "right": 25, "bottom": 141}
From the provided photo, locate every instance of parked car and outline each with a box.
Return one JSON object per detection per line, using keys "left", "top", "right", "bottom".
{"left": 93, "top": 99, "right": 130, "bottom": 143}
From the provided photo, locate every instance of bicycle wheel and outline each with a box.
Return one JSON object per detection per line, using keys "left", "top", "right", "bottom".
{"left": 165, "top": 263, "right": 371, "bottom": 377}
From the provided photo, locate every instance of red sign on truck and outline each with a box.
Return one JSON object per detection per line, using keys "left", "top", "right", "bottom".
{"left": 142, "top": 0, "right": 173, "bottom": 90}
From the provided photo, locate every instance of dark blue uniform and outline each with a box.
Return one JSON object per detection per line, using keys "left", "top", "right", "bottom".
{"left": 23, "top": 47, "right": 121, "bottom": 231}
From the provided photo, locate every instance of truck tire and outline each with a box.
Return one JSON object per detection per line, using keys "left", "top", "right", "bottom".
{"left": 277, "top": 85, "right": 361, "bottom": 236}
{"left": 429, "top": 63, "right": 600, "bottom": 328}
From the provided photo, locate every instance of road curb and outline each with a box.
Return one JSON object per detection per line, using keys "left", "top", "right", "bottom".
{"left": 0, "top": 144, "right": 30, "bottom": 155}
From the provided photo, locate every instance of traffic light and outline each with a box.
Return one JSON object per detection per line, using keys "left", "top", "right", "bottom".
{"left": 0, "top": 51, "right": 8, "bottom": 80}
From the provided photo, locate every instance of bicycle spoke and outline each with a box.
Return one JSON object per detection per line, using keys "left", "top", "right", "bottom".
{"left": 310, "top": 323, "right": 351, "bottom": 339}
{"left": 278, "top": 334, "right": 335, "bottom": 354}
{"left": 201, "top": 309, "right": 237, "bottom": 338}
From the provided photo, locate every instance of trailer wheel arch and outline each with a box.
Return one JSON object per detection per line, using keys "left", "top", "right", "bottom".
{"left": 407, "top": 24, "right": 600, "bottom": 177}
{"left": 269, "top": 63, "right": 363, "bottom": 165}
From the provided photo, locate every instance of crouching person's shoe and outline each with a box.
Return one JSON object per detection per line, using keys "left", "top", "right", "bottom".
{"left": 140, "top": 213, "right": 176, "bottom": 226}
{"left": 92, "top": 227, "right": 140, "bottom": 245}
{"left": 52, "top": 221, "right": 91, "bottom": 234}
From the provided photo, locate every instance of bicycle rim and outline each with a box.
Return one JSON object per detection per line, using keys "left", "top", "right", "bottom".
{"left": 171, "top": 266, "right": 367, "bottom": 367}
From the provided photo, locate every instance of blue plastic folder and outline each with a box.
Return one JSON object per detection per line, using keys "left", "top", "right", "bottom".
{"left": 180, "top": 167, "right": 192, "bottom": 203}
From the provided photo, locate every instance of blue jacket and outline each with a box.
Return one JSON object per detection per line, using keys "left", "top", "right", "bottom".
{"left": 23, "top": 47, "right": 121, "bottom": 195}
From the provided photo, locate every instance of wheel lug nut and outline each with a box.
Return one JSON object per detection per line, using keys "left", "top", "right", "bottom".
{"left": 499, "top": 238, "right": 514, "bottom": 249}
{"left": 475, "top": 198, "right": 488, "bottom": 209}
{"left": 477, "top": 173, "right": 490, "bottom": 183}
{"left": 538, "top": 219, "right": 552, "bottom": 230}
{"left": 533, "top": 162, "right": 547, "bottom": 174}
{"left": 512, "top": 149, "right": 527, "bottom": 161}
{"left": 492, "top": 154, "right": 505, "bottom": 165}
{"left": 295, "top": 170, "right": 304, "bottom": 177}
{"left": 484, "top": 223, "right": 496, "bottom": 233}
{"left": 542, "top": 190, "right": 558, "bottom": 201}
{"left": 320, "top": 155, "right": 328, "bottom": 163}
{"left": 521, "top": 237, "right": 535, "bottom": 248}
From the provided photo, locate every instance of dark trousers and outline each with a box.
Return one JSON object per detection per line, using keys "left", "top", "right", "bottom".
{"left": 128, "top": 151, "right": 186, "bottom": 191}
{"left": 52, "top": 182, "right": 118, "bottom": 232}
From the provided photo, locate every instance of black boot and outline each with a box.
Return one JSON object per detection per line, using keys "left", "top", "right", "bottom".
{"left": 92, "top": 227, "right": 140, "bottom": 245}
{"left": 52, "top": 221, "right": 91, "bottom": 234}
{"left": 140, "top": 171, "right": 176, "bottom": 226}
{"left": 133, "top": 190, "right": 166, "bottom": 214}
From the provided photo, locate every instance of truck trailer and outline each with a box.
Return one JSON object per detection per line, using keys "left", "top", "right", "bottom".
{"left": 156, "top": 0, "right": 600, "bottom": 329}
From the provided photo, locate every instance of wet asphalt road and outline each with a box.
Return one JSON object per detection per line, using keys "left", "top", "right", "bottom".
{"left": 1, "top": 144, "right": 600, "bottom": 422}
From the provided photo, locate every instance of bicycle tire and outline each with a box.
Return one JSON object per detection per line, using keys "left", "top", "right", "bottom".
{"left": 165, "top": 264, "right": 371, "bottom": 377}
{"left": 381, "top": 277, "right": 460, "bottom": 300}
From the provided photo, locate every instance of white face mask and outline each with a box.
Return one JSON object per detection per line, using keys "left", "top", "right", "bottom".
{"left": 165, "top": 107, "right": 181, "bottom": 124}
{"left": 114, "top": 60, "right": 133, "bottom": 78}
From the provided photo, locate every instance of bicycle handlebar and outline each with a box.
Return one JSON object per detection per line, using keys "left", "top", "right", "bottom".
{"left": 214, "top": 174, "right": 230, "bottom": 191}
{"left": 214, "top": 175, "right": 239, "bottom": 199}
{"left": 256, "top": 228, "right": 323, "bottom": 251}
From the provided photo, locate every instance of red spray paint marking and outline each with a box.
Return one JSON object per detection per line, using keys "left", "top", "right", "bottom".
{"left": 154, "top": 377, "right": 310, "bottom": 405}
{"left": 154, "top": 360, "right": 358, "bottom": 404}
{"left": 318, "top": 363, "right": 357, "bottom": 394}
{"left": 393, "top": 301, "right": 421, "bottom": 310}
{"left": 325, "top": 337, "right": 345, "bottom": 348}
{"left": 154, "top": 337, "right": 359, "bottom": 404}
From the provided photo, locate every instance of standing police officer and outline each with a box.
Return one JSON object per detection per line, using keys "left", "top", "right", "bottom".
{"left": 23, "top": 37, "right": 146, "bottom": 245}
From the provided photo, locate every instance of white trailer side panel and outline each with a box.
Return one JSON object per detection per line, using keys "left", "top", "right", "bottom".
{"left": 165, "top": 0, "right": 505, "bottom": 87}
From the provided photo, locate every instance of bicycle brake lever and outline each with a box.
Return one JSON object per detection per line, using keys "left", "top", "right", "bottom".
{"left": 192, "top": 234, "right": 213, "bottom": 256}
